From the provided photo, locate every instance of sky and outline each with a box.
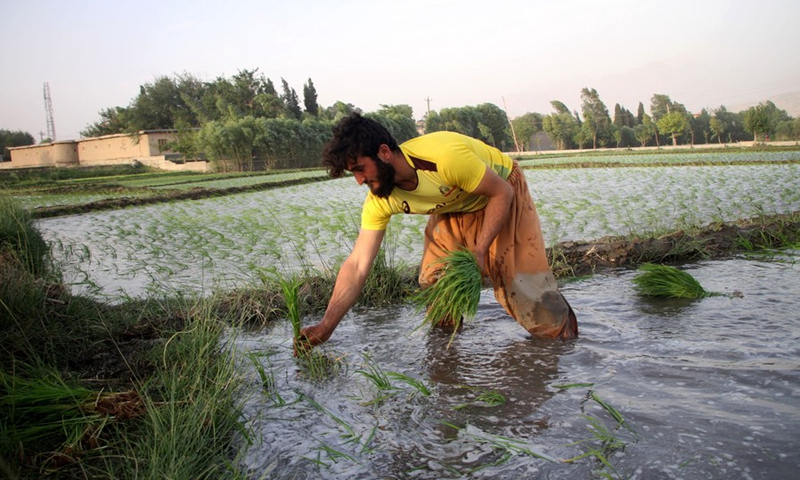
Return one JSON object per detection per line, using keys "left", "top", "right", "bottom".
{"left": 2, "top": 0, "right": 799, "bottom": 141}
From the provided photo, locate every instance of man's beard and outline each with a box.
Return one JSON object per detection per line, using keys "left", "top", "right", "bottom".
{"left": 370, "top": 157, "right": 396, "bottom": 198}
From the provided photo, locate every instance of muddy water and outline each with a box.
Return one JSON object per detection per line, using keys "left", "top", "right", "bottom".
{"left": 235, "top": 252, "right": 800, "bottom": 479}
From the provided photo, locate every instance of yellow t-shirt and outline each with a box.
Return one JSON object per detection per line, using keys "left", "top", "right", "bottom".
{"left": 361, "top": 131, "right": 513, "bottom": 231}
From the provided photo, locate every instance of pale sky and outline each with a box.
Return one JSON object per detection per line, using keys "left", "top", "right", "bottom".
{"left": 2, "top": 0, "right": 799, "bottom": 141}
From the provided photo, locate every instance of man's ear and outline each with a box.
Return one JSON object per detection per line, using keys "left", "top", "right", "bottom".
{"left": 377, "top": 144, "right": 392, "bottom": 162}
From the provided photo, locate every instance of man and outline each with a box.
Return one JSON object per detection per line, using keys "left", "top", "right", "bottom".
{"left": 297, "top": 113, "right": 577, "bottom": 348}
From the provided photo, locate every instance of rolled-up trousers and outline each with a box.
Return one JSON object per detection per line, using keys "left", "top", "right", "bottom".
{"left": 418, "top": 163, "right": 578, "bottom": 340}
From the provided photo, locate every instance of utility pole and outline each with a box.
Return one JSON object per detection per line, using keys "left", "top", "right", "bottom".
{"left": 424, "top": 96, "right": 432, "bottom": 117}
{"left": 502, "top": 97, "right": 522, "bottom": 152}
{"left": 43, "top": 82, "right": 56, "bottom": 142}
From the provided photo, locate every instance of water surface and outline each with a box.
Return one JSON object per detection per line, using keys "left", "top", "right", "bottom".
{"left": 235, "top": 252, "right": 800, "bottom": 479}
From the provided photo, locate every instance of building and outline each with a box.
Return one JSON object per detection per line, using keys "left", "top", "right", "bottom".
{"left": 2, "top": 130, "right": 210, "bottom": 172}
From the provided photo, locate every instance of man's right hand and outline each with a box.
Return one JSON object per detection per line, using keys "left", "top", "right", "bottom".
{"left": 294, "top": 322, "right": 332, "bottom": 355}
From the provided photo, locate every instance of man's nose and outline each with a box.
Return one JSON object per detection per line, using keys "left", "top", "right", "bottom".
{"left": 354, "top": 171, "right": 365, "bottom": 185}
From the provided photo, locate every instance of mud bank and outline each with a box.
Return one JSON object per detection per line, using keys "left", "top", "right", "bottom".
{"left": 550, "top": 212, "right": 800, "bottom": 277}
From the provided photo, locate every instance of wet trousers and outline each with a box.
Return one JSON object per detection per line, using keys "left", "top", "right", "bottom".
{"left": 419, "top": 163, "right": 578, "bottom": 340}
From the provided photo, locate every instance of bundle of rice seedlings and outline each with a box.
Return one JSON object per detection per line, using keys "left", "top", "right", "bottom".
{"left": 632, "top": 263, "right": 712, "bottom": 299}
{"left": 412, "top": 248, "right": 482, "bottom": 344}
{"left": 277, "top": 274, "right": 303, "bottom": 341}
{"left": 0, "top": 369, "right": 143, "bottom": 458}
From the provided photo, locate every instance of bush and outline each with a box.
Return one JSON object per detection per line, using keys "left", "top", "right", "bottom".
{"left": 0, "top": 193, "right": 49, "bottom": 275}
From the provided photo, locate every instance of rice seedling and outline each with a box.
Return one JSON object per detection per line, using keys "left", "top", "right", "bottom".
{"left": 276, "top": 272, "right": 343, "bottom": 381}
{"left": 441, "top": 422, "right": 556, "bottom": 463}
{"left": 355, "top": 353, "right": 394, "bottom": 391}
{"left": 385, "top": 371, "right": 432, "bottom": 397}
{"left": 554, "top": 387, "right": 636, "bottom": 479}
{"left": 302, "top": 394, "right": 360, "bottom": 445}
{"left": 412, "top": 248, "right": 482, "bottom": 346}
{"left": 243, "top": 350, "right": 287, "bottom": 406}
{"left": 562, "top": 415, "right": 627, "bottom": 480}
{"left": 0, "top": 367, "right": 136, "bottom": 459}
{"left": 590, "top": 391, "right": 636, "bottom": 435}
{"left": 295, "top": 347, "right": 344, "bottom": 381}
{"left": 453, "top": 385, "right": 506, "bottom": 410}
{"left": 632, "top": 263, "right": 718, "bottom": 299}
{"left": 277, "top": 273, "right": 303, "bottom": 340}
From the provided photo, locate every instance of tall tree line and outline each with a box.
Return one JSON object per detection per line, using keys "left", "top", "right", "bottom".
{"left": 80, "top": 70, "right": 421, "bottom": 171}
{"left": 71, "top": 70, "right": 800, "bottom": 171}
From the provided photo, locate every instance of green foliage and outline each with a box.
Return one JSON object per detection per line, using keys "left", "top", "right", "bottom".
{"left": 425, "top": 103, "right": 512, "bottom": 150}
{"left": 0, "top": 129, "right": 35, "bottom": 161}
{"left": 632, "top": 263, "right": 712, "bottom": 299}
{"left": 0, "top": 193, "right": 50, "bottom": 275}
{"left": 542, "top": 103, "right": 579, "bottom": 150}
{"left": 743, "top": 101, "right": 784, "bottom": 143}
{"left": 277, "top": 274, "right": 303, "bottom": 340}
{"left": 196, "top": 116, "right": 333, "bottom": 171}
{"left": 580, "top": 87, "right": 613, "bottom": 149}
{"left": 657, "top": 111, "right": 691, "bottom": 146}
{"left": 360, "top": 248, "right": 415, "bottom": 306}
{"left": 368, "top": 104, "right": 419, "bottom": 143}
{"left": 0, "top": 366, "right": 136, "bottom": 461}
{"left": 412, "top": 249, "right": 482, "bottom": 345}
{"left": 280, "top": 78, "right": 303, "bottom": 119}
{"left": 510, "top": 112, "right": 543, "bottom": 151}
{"left": 303, "top": 78, "right": 319, "bottom": 116}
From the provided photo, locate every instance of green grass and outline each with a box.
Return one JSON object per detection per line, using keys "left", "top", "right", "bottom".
{"left": 0, "top": 193, "right": 50, "bottom": 275}
{"left": 0, "top": 193, "right": 251, "bottom": 478}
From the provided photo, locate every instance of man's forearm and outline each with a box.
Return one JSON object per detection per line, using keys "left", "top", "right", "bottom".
{"left": 475, "top": 183, "right": 513, "bottom": 257}
{"left": 318, "top": 259, "right": 369, "bottom": 335}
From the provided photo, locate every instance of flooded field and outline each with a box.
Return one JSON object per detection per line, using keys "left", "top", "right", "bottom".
{"left": 235, "top": 252, "right": 800, "bottom": 479}
{"left": 35, "top": 164, "right": 800, "bottom": 300}
{"left": 22, "top": 160, "right": 800, "bottom": 478}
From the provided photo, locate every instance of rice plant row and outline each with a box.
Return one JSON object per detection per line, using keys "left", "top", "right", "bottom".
{"left": 36, "top": 164, "right": 800, "bottom": 300}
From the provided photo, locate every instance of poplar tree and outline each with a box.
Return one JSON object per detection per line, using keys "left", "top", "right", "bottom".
{"left": 303, "top": 78, "right": 319, "bottom": 116}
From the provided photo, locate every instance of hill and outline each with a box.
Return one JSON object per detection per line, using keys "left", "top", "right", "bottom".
{"left": 727, "top": 91, "right": 800, "bottom": 117}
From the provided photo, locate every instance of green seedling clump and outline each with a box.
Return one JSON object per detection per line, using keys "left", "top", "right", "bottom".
{"left": 633, "top": 263, "right": 712, "bottom": 299}
{"left": 413, "top": 248, "right": 482, "bottom": 343}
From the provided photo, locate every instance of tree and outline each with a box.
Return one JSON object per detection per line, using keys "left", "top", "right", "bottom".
{"left": 372, "top": 104, "right": 418, "bottom": 143}
{"left": 742, "top": 102, "right": 778, "bottom": 144}
{"left": 634, "top": 115, "right": 656, "bottom": 147}
{"left": 81, "top": 106, "right": 129, "bottom": 137}
{"left": 709, "top": 116, "right": 726, "bottom": 144}
{"left": 657, "top": 111, "right": 690, "bottom": 146}
{"left": 714, "top": 106, "right": 747, "bottom": 143}
{"left": 322, "top": 101, "right": 359, "bottom": 122}
{"left": 303, "top": 78, "right": 319, "bottom": 116}
{"left": 474, "top": 103, "right": 513, "bottom": 150}
{"left": 542, "top": 101, "right": 578, "bottom": 150}
{"left": 580, "top": 88, "right": 612, "bottom": 149}
{"left": 650, "top": 94, "right": 687, "bottom": 146}
{"left": 196, "top": 116, "right": 258, "bottom": 171}
{"left": 636, "top": 102, "right": 645, "bottom": 124}
{"left": 689, "top": 109, "right": 711, "bottom": 146}
{"left": 510, "top": 112, "right": 543, "bottom": 151}
{"left": 280, "top": 78, "right": 302, "bottom": 119}
{"left": 0, "top": 129, "right": 35, "bottom": 161}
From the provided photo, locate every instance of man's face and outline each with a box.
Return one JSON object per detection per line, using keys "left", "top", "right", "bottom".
{"left": 349, "top": 155, "right": 396, "bottom": 198}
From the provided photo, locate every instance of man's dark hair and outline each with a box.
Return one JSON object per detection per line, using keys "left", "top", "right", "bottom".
{"left": 322, "top": 112, "right": 399, "bottom": 178}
